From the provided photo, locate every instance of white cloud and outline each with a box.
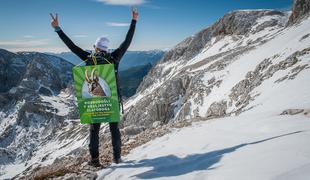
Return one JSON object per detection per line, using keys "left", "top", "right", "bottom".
{"left": 97, "top": 0, "right": 146, "bottom": 6}
{"left": 23, "top": 35, "right": 35, "bottom": 38}
{"left": 106, "top": 22, "right": 130, "bottom": 27}
{"left": 0, "top": 39, "right": 49, "bottom": 47}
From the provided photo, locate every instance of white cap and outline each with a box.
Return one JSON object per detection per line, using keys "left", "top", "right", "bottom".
{"left": 94, "top": 37, "right": 109, "bottom": 51}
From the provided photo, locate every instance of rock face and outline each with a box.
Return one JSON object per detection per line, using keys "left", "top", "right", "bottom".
{"left": 0, "top": 50, "right": 88, "bottom": 178}
{"left": 123, "top": 1, "right": 310, "bottom": 137}
{"left": 288, "top": 0, "right": 310, "bottom": 25}
{"left": 122, "top": 74, "right": 189, "bottom": 128}
{"left": 137, "top": 10, "right": 286, "bottom": 93}
{"left": 206, "top": 100, "right": 228, "bottom": 118}
{"left": 124, "top": 9, "right": 289, "bottom": 129}
{"left": 211, "top": 10, "right": 285, "bottom": 36}
{"left": 0, "top": 49, "right": 29, "bottom": 93}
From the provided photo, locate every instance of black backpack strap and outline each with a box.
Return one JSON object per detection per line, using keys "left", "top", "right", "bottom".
{"left": 114, "top": 62, "right": 124, "bottom": 114}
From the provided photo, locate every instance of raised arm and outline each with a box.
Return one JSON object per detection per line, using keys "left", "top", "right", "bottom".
{"left": 50, "top": 13, "right": 90, "bottom": 61}
{"left": 111, "top": 8, "right": 138, "bottom": 63}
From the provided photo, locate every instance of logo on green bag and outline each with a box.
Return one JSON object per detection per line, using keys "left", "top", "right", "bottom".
{"left": 73, "top": 64, "right": 120, "bottom": 123}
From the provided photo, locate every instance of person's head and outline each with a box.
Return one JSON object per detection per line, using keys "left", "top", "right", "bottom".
{"left": 94, "top": 36, "right": 109, "bottom": 52}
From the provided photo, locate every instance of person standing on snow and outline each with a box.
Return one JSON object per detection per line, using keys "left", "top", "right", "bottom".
{"left": 50, "top": 8, "right": 138, "bottom": 167}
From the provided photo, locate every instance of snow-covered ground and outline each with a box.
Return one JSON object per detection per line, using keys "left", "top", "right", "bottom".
{"left": 97, "top": 111, "right": 310, "bottom": 180}
{"left": 0, "top": 91, "right": 88, "bottom": 179}
{"left": 97, "top": 11, "right": 310, "bottom": 180}
{"left": 126, "top": 11, "right": 310, "bottom": 120}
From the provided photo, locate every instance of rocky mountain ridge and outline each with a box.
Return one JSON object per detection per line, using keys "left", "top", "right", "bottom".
{"left": 1, "top": 0, "right": 309, "bottom": 178}
{"left": 121, "top": 0, "right": 310, "bottom": 138}
{"left": 288, "top": 0, "right": 310, "bottom": 25}
{"left": 123, "top": 9, "right": 290, "bottom": 129}
{"left": 0, "top": 50, "right": 85, "bottom": 178}
{"left": 48, "top": 50, "right": 164, "bottom": 71}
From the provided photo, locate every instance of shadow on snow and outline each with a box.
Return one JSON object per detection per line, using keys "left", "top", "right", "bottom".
{"left": 114, "top": 130, "right": 305, "bottom": 179}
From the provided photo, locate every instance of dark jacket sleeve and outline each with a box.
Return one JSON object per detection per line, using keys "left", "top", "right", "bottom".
{"left": 111, "top": 20, "right": 136, "bottom": 63}
{"left": 56, "top": 28, "right": 90, "bottom": 61}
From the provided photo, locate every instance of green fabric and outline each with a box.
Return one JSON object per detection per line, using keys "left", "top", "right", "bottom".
{"left": 73, "top": 64, "right": 120, "bottom": 123}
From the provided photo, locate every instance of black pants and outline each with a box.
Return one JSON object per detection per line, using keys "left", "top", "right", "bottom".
{"left": 89, "top": 122, "right": 121, "bottom": 161}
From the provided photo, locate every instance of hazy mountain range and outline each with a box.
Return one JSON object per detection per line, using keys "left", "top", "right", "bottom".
{"left": 48, "top": 50, "right": 165, "bottom": 71}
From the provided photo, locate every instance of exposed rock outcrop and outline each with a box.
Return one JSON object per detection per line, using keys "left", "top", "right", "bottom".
{"left": 229, "top": 48, "right": 310, "bottom": 114}
{"left": 125, "top": 9, "right": 287, "bottom": 129}
{"left": 138, "top": 10, "right": 287, "bottom": 93}
{"left": 206, "top": 100, "right": 228, "bottom": 118}
{"left": 0, "top": 50, "right": 80, "bottom": 175}
{"left": 288, "top": 0, "right": 310, "bottom": 25}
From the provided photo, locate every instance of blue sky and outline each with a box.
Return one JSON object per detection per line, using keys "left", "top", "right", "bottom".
{"left": 0, "top": 0, "right": 292, "bottom": 52}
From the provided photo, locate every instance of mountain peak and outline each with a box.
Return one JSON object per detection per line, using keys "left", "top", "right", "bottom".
{"left": 163, "top": 9, "right": 287, "bottom": 62}
{"left": 212, "top": 9, "right": 286, "bottom": 36}
{"left": 288, "top": 0, "right": 310, "bottom": 25}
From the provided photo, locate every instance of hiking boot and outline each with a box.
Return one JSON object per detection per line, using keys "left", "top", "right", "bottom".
{"left": 88, "top": 158, "right": 102, "bottom": 167}
{"left": 113, "top": 157, "right": 122, "bottom": 164}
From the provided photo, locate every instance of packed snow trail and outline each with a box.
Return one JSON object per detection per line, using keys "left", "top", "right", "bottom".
{"left": 97, "top": 112, "right": 310, "bottom": 180}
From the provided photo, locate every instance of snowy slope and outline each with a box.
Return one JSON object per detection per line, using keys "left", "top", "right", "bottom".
{"left": 123, "top": 10, "right": 310, "bottom": 127}
{"left": 0, "top": 52, "right": 91, "bottom": 179}
{"left": 0, "top": 91, "right": 88, "bottom": 179}
{"left": 97, "top": 112, "right": 310, "bottom": 180}
{"left": 97, "top": 7, "right": 310, "bottom": 180}
{"left": 193, "top": 15, "right": 310, "bottom": 116}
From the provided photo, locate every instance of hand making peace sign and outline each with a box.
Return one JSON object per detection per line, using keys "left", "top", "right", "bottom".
{"left": 50, "top": 13, "right": 59, "bottom": 28}
{"left": 132, "top": 7, "right": 139, "bottom": 21}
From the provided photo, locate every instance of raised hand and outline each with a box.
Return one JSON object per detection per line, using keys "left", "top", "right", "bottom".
{"left": 132, "top": 7, "right": 138, "bottom": 21}
{"left": 50, "top": 13, "right": 59, "bottom": 28}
